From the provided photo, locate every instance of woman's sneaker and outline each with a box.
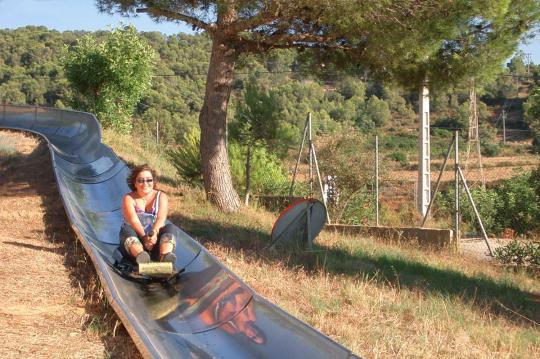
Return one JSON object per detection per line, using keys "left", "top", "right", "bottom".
{"left": 161, "top": 252, "right": 176, "bottom": 263}
{"left": 136, "top": 251, "right": 151, "bottom": 264}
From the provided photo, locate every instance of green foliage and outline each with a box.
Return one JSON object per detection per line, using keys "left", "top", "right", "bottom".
{"left": 438, "top": 170, "right": 540, "bottom": 235}
{"left": 495, "top": 172, "right": 540, "bottom": 235}
{"left": 62, "top": 25, "right": 156, "bottom": 132}
{"left": 317, "top": 128, "right": 386, "bottom": 222}
{"left": 364, "top": 95, "right": 392, "bottom": 127}
{"left": 228, "top": 143, "right": 289, "bottom": 195}
{"left": 494, "top": 240, "right": 540, "bottom": 269}
{"left": 524, "top": 86, "right": 540, "bottom": 152}
{"left": 167, "top": 128, "right": 202, "bottom": 186}
{"left": 388, "top": 151, "right": 408, "bottom": 167}
{"left": 168, "top": 128, "right": 288, "bottom": 194}
{"left": 438, "top": 186, "right": 501, "bottom": 235}
{"left": 340, "top": 187, "right": 376, "bottom": 225}
{"left": 230, "top": 78, "right": 283, "bottom": 151}
{"left": 481, "top": 142, "right": 501, "bottom": 157}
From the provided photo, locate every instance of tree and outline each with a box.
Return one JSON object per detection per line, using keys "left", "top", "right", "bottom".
{"left": 62, "top": 25, "right": 156, "bottom": 132}
{"left": 524, "top": 86, "right": 540, "bottom": 151}
{"left": 230, "top": 78, "right": 281, "bottom": 203}
{"left": 97, "top": 0, "right": 540, "bottom": 212}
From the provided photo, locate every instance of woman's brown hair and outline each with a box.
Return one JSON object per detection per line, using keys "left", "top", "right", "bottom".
{"left": 127, "top": 164, "right": 158, "bottom": 191}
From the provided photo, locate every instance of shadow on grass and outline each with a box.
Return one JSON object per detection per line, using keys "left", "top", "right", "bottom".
{"left": 1, "top": 138, "right": 142, "bottom": 359}
{"left": 170, "top": 213, "right": 540, "bottom": 328}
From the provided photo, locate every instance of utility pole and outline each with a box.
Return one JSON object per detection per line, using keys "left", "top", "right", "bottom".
{"left": 464, "top": 79, "right": 485, "bottom": 188}
{"left": 417, "top": 79, "right": 431, "bottom": 216}
{"left": 502, "top": 109, "right": 506, "bottom": 145}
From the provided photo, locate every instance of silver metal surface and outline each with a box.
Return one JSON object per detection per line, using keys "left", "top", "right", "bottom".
{"left": 270, "top": 198, "right": 327, "bottom": 249}
{"left": 1, "top": 105, "right": 356, "bottom": 358}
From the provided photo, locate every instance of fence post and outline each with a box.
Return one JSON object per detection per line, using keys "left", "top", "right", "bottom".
{"left": 454, "top": 130, "right": 460, "bottom": 244}
{"left": 375, "top": 135, "right": 380, "bottom": 226}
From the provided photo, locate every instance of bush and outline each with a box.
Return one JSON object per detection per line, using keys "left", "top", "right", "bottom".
{"left": 228, "top": 143, "right": 290, "bottom": 195}
{"left": 167, "top": 128, "right": 202, "bottom": 186}
{"left": 168, "top": 128, "right": 289, "bottom": 194}
{"left": 437, "top": 169, "right": 540, "bottom": 236}
{"left": 437, "top": 186, "right": 502, "bottom": 234}
{"left": 494, "top": 240, "right": 540, "bottom": 269}
{"left": 495, "top": 172, "right": 540, "bottom": 235}
{"left": 481, "top": 142, "right": 500, "bottom": 157}
{"left": 388, "top": 151, "right": 408, "bottom": 167}
{"left": 339, "top": 187, "right": 375, "bottom": 225}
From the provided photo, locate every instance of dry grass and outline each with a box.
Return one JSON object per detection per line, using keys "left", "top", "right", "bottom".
{"left": 160, "top": 184, "right": 540, "bottom": 358}
{"left": 0, "top": 130, "right": 141, "bottom": 359}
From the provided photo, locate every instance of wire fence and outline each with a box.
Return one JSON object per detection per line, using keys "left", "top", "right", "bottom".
{"left": 296, "top": 127, "right": 539, "bottom": 228}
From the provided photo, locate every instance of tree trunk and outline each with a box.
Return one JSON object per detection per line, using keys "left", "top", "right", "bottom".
{"left": 199, "top": 35, "right": 241, "bottom": 212}
{"left": 244, "top": 143, "right": 252, "bottom": 205}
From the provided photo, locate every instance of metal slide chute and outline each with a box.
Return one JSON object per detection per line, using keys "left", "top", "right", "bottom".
{"left": 0, "top": 104, "right": 356, "bottom": 358}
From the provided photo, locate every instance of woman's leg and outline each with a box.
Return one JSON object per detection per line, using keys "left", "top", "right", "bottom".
{"left": 157, "top": 223, "right": 176, "bottom": 261}
{"left": 120, "top": 223, "right": 149, "bottom": 263}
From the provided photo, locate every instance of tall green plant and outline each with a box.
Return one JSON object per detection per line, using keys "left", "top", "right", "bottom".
{"left": 169, "top": 128, "right": 288, "bottom": 194}
{"left": 62, "top": 25, "right": 156, "bottom": 132}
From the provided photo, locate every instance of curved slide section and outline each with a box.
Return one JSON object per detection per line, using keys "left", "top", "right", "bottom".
{"left": 1, "top": 105, "right": 356, "bottom": 358}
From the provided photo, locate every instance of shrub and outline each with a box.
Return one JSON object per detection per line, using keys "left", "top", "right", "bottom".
{"left": 437, "top": 186, "right": 502, "bottom": 235}
{"left": 481, "top": 142, "right": 500, "bottom": 157}
{"left": 228, "top": 143, "right": 290, "bottom": 195}
{"left": 168, "top": 128, "right": 289, "bottom": 194}
{"left": 437, "top": 169, "right": 540, "bottom": 236}
{"left": 494, "top": 172, "right": 540, "bottom": 235}
{"left": 388, "top": 151, "right": 408, "bottom": 167}
{"left": 167, "top": 128, "right": 202, "bottom": 186}
{"left": 339, "top": 187, "right": 375, "bottom": 225}
{"left": 494, "top": 240, "right": 540, "bottom": 269}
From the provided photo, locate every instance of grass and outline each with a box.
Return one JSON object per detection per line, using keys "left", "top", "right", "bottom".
{"left": 105, "top": 128, "right": 540, "bottom": 358}
{"left": 0, "top": 133, "right": 16, "bottom": 159}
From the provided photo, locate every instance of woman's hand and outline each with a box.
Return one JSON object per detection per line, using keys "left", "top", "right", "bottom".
{"left": 142, "top": 235, "right": 155, "bottom": 251}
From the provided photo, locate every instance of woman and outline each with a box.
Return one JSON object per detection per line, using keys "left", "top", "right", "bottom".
{"left": 120, "top": 164, "right": 176, "bottom": 265}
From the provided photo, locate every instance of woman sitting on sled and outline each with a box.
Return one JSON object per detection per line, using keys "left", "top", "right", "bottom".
{"left": 120, "top": 164, "right": 176, "bottom": 265}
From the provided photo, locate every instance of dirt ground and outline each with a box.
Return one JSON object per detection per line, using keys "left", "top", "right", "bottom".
{"left": 0, "top": 130, "right": 141, "bottom": 359}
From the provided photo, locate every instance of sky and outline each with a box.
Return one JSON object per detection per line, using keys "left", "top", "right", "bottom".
{"left": 1, "top": 0, "right": 540, "bottom": 65}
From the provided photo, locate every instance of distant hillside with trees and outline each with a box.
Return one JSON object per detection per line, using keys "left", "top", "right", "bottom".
{"left": 1, "top": 26, "right": 538, "bottom": 152}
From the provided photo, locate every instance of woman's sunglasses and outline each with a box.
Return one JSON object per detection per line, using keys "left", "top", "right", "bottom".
{"left": 137, "top": 178, "right": 154, "bottom": 184}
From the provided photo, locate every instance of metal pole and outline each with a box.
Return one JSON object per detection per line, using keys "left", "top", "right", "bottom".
{"left": 457, "top": 166, "right": 494, "bottom": 256}
{"left": 306, "top": 204, "right": 313, "bottom": 250}
{"left": 311, "top": 143, "right": 331, "bottom": 224}
{"left": 375, "top": 135, "right": 380, "bottom": 226}
{"left": 502, "top": 109, "right": 506, "bottom": 145}
{"left": 289, "top": 117, "right": 309, "bottom": 196}
{"left": 308, "top": 113, "right": 313, "bottom": 196}
{"left": 421, "top": 136, "right": 456, "bottom": 227}
{"left": 454, "top": 130, "right": 460, "bottom": 244}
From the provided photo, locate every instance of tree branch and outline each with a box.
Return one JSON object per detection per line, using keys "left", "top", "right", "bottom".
{"left": 142, "top": 7, "right": 214, "bottom": 32}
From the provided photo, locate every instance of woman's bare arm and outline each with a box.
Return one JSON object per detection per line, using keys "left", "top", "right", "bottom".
{"left": 152, "top": 192, "right": 169, "bottom": 233}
